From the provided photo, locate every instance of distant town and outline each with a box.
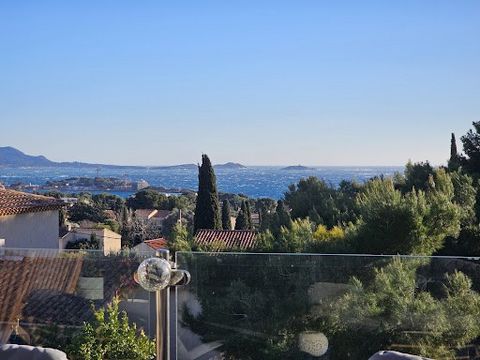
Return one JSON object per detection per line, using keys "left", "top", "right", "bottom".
{"left": 7, "top": 176, "right": 193, "bottom": 196}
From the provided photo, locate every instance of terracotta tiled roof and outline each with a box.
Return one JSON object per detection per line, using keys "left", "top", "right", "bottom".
{"left": 144, "top": 238, "right": 168, "bottom": 250}
{"left": 134, "top": 209, "right": 156, "bottom": 220}
{"left": 0, "top": 254, "right": 83, "bottom": 330}
{"left": 0, "top": 190, "right": 64, "bottom": 216}
{"left": 135, "top": 209, "right": 173, "bottom": 221}
{"left": 153, "top": 210, "right": 173, "bottom": 220}
{"left": 195, "top": 229, "right": 257, "bottom": 250}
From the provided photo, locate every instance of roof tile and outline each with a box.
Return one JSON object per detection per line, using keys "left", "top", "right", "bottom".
{"left": 195, "top": 229, "right": 257, "bottom": 250}
{"left": 0, "top": 190, "right": 64, "bottom": 216}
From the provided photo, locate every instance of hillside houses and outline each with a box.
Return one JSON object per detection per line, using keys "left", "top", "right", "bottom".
{"left": 134, "top": 209, "right": 173, "bottom": 227}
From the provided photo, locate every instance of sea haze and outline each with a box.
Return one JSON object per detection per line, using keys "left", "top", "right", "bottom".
{"left": 0, "top": 166, "right": 403, "bottom": 199}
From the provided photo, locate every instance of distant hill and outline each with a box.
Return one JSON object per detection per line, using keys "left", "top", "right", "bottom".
{"left": 0, "top": 147, "right": 56, "bottom": 167}
{"left": 0, "top": 147, "right": 243, "bottom": 170}
{"left": 214, "top": 162, "right": 247, "bottom": 169}
{"left": 150, "top": 164, "right": 198, "bottom": 170}
{"left": 0, "top": 147, "right": 137, "bottom": 169}
{"left": 281, "top": 165, "right": 313, "bottom": 171}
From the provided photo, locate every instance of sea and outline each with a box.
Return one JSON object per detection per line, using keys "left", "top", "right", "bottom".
{"left": 0, "top": 166, "right": 403, "bottom": 200}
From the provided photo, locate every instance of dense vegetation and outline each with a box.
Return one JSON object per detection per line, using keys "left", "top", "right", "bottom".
{"left": 48, "top": 122, "right": 480, "bottom": 358}
{"left": 179, "top": 122, "right": 480, "bottom": 359}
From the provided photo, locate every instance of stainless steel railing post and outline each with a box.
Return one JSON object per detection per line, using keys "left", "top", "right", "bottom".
{"left": 136, "top": 249, "right": 190, "bottom": 360}
{"left": 156, "top": 250, "right": 170, "bottom": 360}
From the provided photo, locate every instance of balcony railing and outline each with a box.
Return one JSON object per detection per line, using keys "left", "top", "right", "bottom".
{"left": 2, "top": 249, "right": 480, "bottom": 359}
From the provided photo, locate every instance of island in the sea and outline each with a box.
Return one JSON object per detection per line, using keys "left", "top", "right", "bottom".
{"left": 215, "top": 162, "right": 247, "bottom": 169}
{"left": 7, "top": 176, "right": 195, "bottom": 195}
{"left": 281, "top": 165, "right": 313, "bottom": 171}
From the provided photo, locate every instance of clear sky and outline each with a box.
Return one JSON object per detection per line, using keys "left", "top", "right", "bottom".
{"left": 0, "top": 1, "right": 479, "bottom": 166}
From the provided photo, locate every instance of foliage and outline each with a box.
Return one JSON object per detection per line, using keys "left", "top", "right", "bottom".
{"left": 245, "top": 200, "right": 252, "bottom": 229}
{"left": 100, "top": 219, "right": 121, "bottom": 233}
{"left": 172, "top": 193, "right": 197, "bottom": 212}
{"left": 448, "top": 133, "right": 462, "bottom": 172}
{"left": 126, "top": 190, "right": 195, "bottom": 212}
{"left": 68, "top": 296, "right": 155, "bottom": 360}
{"left": 401, "top": 160, "right": 435, "bottom": 193}
{"left": 255, "top": 198, "right": 278, "bottom": 231}
{"left": 353, "top": 173, "right": 461, "bottom": 255}
{"left": 321, "top": 258, "right": 480, "bottom": 359}
{"left": 161, "top": 209, "right": 193, "bottom": 239}
{"left": 121, "top": 218, "right": 162, "bottom": 247}
{"left": 284, "top": 177, "right": 341, "bottom": 228}
{"left": 313, "top": 224, "right": 345, "bottom": 242}
{"left": 255, "top": 230, "right": 276, "bottom": 252}
{"left": 450, "top": 171, "right": 477, "bottom": 226}
{"left": 126, "top": 189, "right": 170, "bottom": 210}
{"left": 461, "top": 121, "right": 480, "bottom": 177}
{"left": 92, "top": 193, "right": 125, "bottom": 212}
{"left": 221, "top": 200, "right": 233, "bottom": 230}
{"left": 66, "top": 234, "right": 100, "bottom": 250}
{"left": 69, "top": 202, "right": 107, "bottom": 223}
{"left": 270, "top": 200, "right": 292, "bottom": 236}
{"left": 182, "top": 254, "right": 314, "bottom": 360}
{"left": 219, "top": 193, "right": 250, "bottom": 211}
{"left": 440, "top": 224, "right": 480, "bottom": 256}
{"left": 235, "top": 201, "right": 250, "bottom": 230}
{"left": 193, "top": 154, "right": 222, "bottom": 232}
{"left": 168, "top": 222, "right": 192, "bottom": 253}
{"left": 274, "top": 219, "right": 314, "bottom": 253}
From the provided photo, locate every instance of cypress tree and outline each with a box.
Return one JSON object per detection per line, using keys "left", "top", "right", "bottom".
{"left": 451, "top": 133, "right": 458, "bottom": 159}
{"left": 448, "top": 133, "right": 461, "bottom": 172}
{"left": 274, "top": 200, "right": 292, "bottom": 230}
{"left": 245, "top": 200, "right": 252, "bottom": 229}
{"left": 193, "top": 154, "right": 221, "bottom": 232}
{"left": 222, "top": 200, "right": 232, "bottom": 230}
{"left": 235, "top": 201, "right": 248, "bottom": 230}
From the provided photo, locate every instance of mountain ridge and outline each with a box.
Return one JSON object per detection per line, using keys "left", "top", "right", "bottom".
{"left": 0, "top": 146, "right": 247, "bottom": 169}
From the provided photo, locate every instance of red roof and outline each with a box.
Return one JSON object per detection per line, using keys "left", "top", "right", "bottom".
{"left": 0, "top": 190, "right": 64, "bottom": 216}
{"left": 134, "top": 209, "right": 173, "bottom": 221}
{"left": 153, "top": 209, "right": 173, "bottom": 220}
{"left": 195, "top": 229, "right": 257, "bottom": 251}
{"left": 144, "top": 238, "right": 168, "bottom": 250}
{"left": 134, "top": 209, "right": 156, "bottom": 220}
{"left": 0, "top": 254, "right": 83, "bottom": 330}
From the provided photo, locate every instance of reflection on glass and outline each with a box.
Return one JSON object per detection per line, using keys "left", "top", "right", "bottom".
{"left": 176, "top": 253, "right": 480, "bottom": 360}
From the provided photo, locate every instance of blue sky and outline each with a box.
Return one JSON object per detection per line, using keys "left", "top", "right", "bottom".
{"left": 0, "top": 0, "right": 479, "bottom": 166}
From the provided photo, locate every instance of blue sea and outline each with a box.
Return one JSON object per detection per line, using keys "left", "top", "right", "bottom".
{"left": 0, "top": 166, "right": 403, "bottom": 200}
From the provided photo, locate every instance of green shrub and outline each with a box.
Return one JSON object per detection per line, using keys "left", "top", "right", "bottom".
{"left": 68, "top": 296, "right": 155, "bottom": 360}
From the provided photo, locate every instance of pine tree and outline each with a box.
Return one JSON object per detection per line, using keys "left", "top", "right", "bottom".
{"left": 222, "top": 200, "right": 232, "bottom": 230}
{"left": 308, "top": 206, "right": 323, "bottom": 225}
{"left": 193, "top": 154, "right": 221, "bottom": 232}
{"left": 235, "top": 201, "right": 248, "bottom": 230}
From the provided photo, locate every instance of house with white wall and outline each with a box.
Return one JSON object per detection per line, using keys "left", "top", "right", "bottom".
{"left": 60, "top": 227, "right": 122, "bottom": 255}
{"left": 0, "top": 189, "right": 64, "bottom": 249}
